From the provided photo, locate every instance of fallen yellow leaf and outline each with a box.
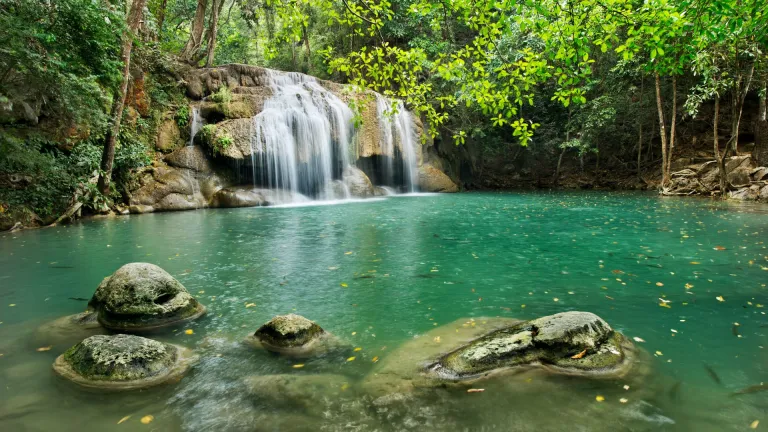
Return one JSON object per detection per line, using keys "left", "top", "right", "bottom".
{"left": 340, "top": 283, "right": 348, "bottom": 288}
{"left": 619, "top": 398, "right": 628, "bottom": 404}
{"left": 344, "top": 251, "right": 353, "bottom": 255}
{"left": 36, "top": 346, "right": 52, "bottom": 352}
{"left": 117, "top": 415, "right": 131, "bottom": 424}
{"left": 656, "top": 282, "right": 664, "bottom": 287}
{"left": 571, "top": 349, "right": 587, "bottom": 359}
{"left": 292, "top": 364, "right": 305, "bottom": 369}
{"left": 140, "top": 415, "right": 154, "bottom": 424}
{"left": 716, "top": 296, "right": 725, "bottom": 302}
{"left": 347, "top": 356, "right": 356, "bottom": 362}
{"left": 595, "top": 395, "right": 605, "bottom": 402}
{"left": 245, "top": 303, "right": 256, "bottom": 308}
{"left": 372, "top": 356, "right": 379, "bottom": 363}
{"left": 751, "top": 420, "right": 759, "bottom": 429}
{"left": 467, "top": 388, "right": 485, "bottom": 393}
{"left": 690, "top": 261, "right": 701, "bottom": 265}
{"left": 184, "top": 329, "right": 194, "bottom": 335}
{"left": 354, "top": 347, "right": 362, "bottom": 351}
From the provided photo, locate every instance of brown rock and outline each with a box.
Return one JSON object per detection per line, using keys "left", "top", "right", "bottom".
{"left": 418, "top": 164, "right": 459, "bottom": 192}
{"left": 156, "top": 119, "right": 182, "bottom": 153}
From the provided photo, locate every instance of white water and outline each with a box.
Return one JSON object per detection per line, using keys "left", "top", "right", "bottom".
{"left": 240, "top": 69, "right": 421, "bottom": 202}
{"left": 187, "top": 106, "right": 203, "bottom": 206}
{"left": 375, "top": 95, "right": 419, "bottom": 192}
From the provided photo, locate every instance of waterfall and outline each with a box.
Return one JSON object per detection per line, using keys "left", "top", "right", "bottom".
{"left": 375, "top": 96, "right": 419, "bottom": 192}
{"left": 250, "top": 71, "right": 354, "bottom": 199}
{"left": 189, "top": 106, "right": 202, "bottom": 146}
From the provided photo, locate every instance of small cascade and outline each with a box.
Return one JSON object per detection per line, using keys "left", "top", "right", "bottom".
{"left": 375, "top": 95, "right": 420, "bottom": 192}
{"left": 189, "top": 106, "right": 203, "bottom": 146}
{"left": 249, "top": 71, "right": 355, "bottom": 200}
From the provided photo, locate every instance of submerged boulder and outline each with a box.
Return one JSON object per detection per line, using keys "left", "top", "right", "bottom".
{"left": 428, "top": 312, "right": 634, "bottom": 380}
{"left": 53, "top": 334, "right": 195, "bottom": 390}
{"left": 244, "top": 374, "right": 351, "bottom": 413}
{"left": 249, "top": 314, "right": 331, "bottom": 356}
{"left": 91, "top": 263, "right": 206, "bottom": 331}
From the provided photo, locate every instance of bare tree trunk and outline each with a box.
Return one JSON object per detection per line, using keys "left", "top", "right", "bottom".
{"left": 654, "top": 72, "right": 669, "bottom": 187}
{"left": 180, "top": 0, "right": 208, "bottom": 63}
{"left": 98, "top": 0, "right": 147, "bottom": 195}
{"left": 714, "top": 95, "right": 729, "bottom": 196}
{"left": 303, "top": 25, "right": 312, "bottom": 71}
{"left": 205, "top": 0, "right": 221, "bottom": 67}
{"left": 755, "top": 79, "right": 768, "bottom": 163}
{"left": 666, "top": 75, "right": 677, "bottom": 178}
{"left": 637, "top": 78, "right": 644, "bottom": 176}
{"left": 554, "top": 108, "right": 571, "bottom": 186}
{"left": 156, "top": 0, "right": 169, "bottom": 39}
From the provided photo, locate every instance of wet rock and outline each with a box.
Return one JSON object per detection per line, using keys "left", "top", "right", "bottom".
{"left": 373, "top": 186, "right": 396, "bottom": 196}
{"left": 342, "top": 167, "right": 374, "bottom": 197}
{"left": 428, "top": 312, "right": 635, "bottom": 380}
{"left": 35, "top": 311, "right": 106, "bottom": 347}
{"left": 418, "top": 163, "right": 458, "bottom": 193}
{"left": 156, "top": 118, "right": 182, "bottom": 153}
{"left": 249, "top": 314, "right": 330, "bottom": 356}
{"left": 729, "top": 186, "right": 760, "bottom": 201}
{"left": 165, "top": 146, "right": 213, "bottom": 174}
{"left": 727, "top": 167, "right": 753, "bottom": 187}
{"left": 211, "top": 187, "right": 265, "bottom": 208}
{"left": 53, "top": 334, "right": 195, "bottom": 390}
{"left": 91, "top": 263, "right": 206, "bottom": 331}
{"left": 751, "top": 167, "right": 768, "bottom": 181}
{"left": 761, "top": 185, "right": 768, "bottom": 201}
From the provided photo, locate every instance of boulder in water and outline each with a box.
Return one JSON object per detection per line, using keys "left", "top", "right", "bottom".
{"left": 342, "top": 167, "right": 374, "bottom": 197}
{"left": 418, "top": 163, "right": 458, "bottom": 192}
{"left": 53, "top": 334, "right": 195, "bottom": 390}
{"left": 428, "top": 312, "right": 634, "bottom": 380}
{"left": 211, "top": 187, "right": 266, "bottom": 208}
{"left": 91, "top": 263, "right": 206, "bottom": 332}
{"left": 249, "top": 314, "right": 330, "bottom": 356}
{"left": 35, "top": 311, "right": 105, "bottom": 348}
{"left": 243, "top": 374, "right": 351, "bottom": 413}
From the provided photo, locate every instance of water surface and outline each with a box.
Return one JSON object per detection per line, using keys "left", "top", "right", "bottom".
{"left": 2, "top": 192, "right": 768, "bottom": 431}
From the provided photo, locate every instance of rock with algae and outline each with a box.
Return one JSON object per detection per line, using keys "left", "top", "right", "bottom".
{"left": 89, "top": 263, "right": 206, "bottom": 332}
{"left": 53, "top": 334, "right": 196, "bottom": 390}
{"left": 248, "top": 314, "right": 334, "bottom": 356}
{"left": 428, "top": 312, "right": 635, "bottom": 380}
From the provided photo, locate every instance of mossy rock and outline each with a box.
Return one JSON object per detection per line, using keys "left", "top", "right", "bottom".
{"left": 91, "top": 263, "right": 206, "bottom": 332}
{"left": 428, "top": 312, "right": 635, "bottom": 381}
{"left": 53, "top": 334, "right": 196, "bottom": 390}
{"left": 248, "top": 314, "right": 332, "bottom": 356}
{"left": 243, "top": 374, "right": 352, "bottom": 414}
{"left": 35, "top": 311, "right": 105, "bottom": 347}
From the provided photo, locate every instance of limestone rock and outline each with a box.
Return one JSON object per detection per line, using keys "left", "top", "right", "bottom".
{"left": 729, "top": 185, "right": 760, "bottom": 201}
{"left": 91, "top": 263, "right": 206, "bottom": 331}
{"left": 53, "top": 334, "right": 195, "bottom": 390}
{"left": 342, "top": 166, "right": 374, "bottom": 197}
{"left": 250, "top": 314, "right": 328, "bottom": 356}
{"left": 418, "top": 164, "right": 459, "bottom": 192}
{"left": 199, "top": 92, "right": 271, "bottom": 122}
{"left": 211, "top": 187, "right": 266, "bottom": 208}
{"left": 243, "top": 374, "right": 351, "bottom": 413}
{"left": 751, "top": 167, "right": 768, "bottom": 181}
{"left": 727, "top": 166, "right": 753, "bottom": 187}
{"left": 165, "top": 146, "right": 213, "bottom": 174}
{"left": 156, "top": 119, "right": 182, "bottom": 153}
{"left": 761, "top": 185, "right": 768, "bottom": 200}
{"left": 427, "top": 312, "right": 634, "bottom": 380}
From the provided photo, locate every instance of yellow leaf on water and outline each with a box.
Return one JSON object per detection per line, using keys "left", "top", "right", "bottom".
{"left": 347, "top": 356, "right": 356, "bottom": 362}
{"left": 344, "top": 251, "right": 353, "bottom": 255}
{"left": 292, "top": 364, "right": 305, "bottom": 369}
{"left": 467, "top": 388, "right": 485, "bottom": 393}
{"left": 8, "top": 304, "right": 16, "bottom": 307}
{"left": 716, "top": 296, "right": 725, "bottom": 302}
{"left": 690, "top": 261, "right": 701, "bottom": 265}
{"left": 659, "top": 302, "right": 671, "bottom": 308}
{"left": 372, "top": 356, "right": 379, "bottom": 363}
{"left": 750, "top": 420, "right": 759, "bottom": 429}
{"left": 434, "top": 336, "right": 441, "bottom": 343}
{"left": 36, "top": 346, "right": 52, "bottom": 352}
{"left": 245, "top": 303, "right": 256, "bottom": 308}
{"left": 685, "top": 283, "right": 694, "bottom": 289}
{"left": 340, "top": 283, "right": 348, "bottom": 288}
{"left": 354, "top": 347, "right": 362, "bottom": 351}
{"left": 117, "top": 416, "right": 131, "bottom": 424}
{"left": 714, "top": 246, "right": 726, "bottom": 251}
{"left": 656, "top": 282, "right": 664, "bottom": 287}
{"left": 140, "top": 415, "right": 154, "bottom": 424}
{"left": 571, "top": 349, "right": 587, "bottom": 359}
{"left": 633, "top": 337, "right": 646, "bottom": 343}
{"left": 351, "top": 332, "right": 357, "bottom": 336}
{"left": 184, "top": 329, "right": 194, "bottom": 335}
{"left": 595, "top": 395, "right": 605, "bottom": 402}
{"left": 619, "top": 398, "right": 628, "bottom": 404}
{"left": 655, "top": 351, "right": 663, "bottom": 356}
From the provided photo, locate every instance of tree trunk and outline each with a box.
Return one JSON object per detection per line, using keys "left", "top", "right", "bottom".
{"left": 180, "top": 0, "right": 208, "bottom": 64}
{"left": 205, "top": 0, "right": 222, "bottom": 67}
{"left": 554, "top": 147, "right": 566, "bottom": 186}
{"left": 654, "top": 72, "right": 669, "bottom": 187}
{"left": 637, "top": 78, "right": 644, "bottom": 176}
{"left": 755, "top": 80, "right": 768, "bottom": 163}
{"left": 666, "top": 75, "right": 677, "bottom": 178}
{"left": 714, "top": 95, "right": 729, "bottom": 196}
{"left": 156, "top": 0, "right": 168, "bottom": 39}
{"left": 303, "top": 25, "right": 312, "bottom": 71}
{"left": 97, "top": 0, "right": 147, "bottom": 195}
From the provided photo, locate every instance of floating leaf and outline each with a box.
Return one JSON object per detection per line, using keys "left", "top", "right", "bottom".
{"left": 117, "top": 415, "right": 131, "bottom": 424}
{"left": 714, "top": 246, "right": 726, "bottom": 251}
{"left": 36, "top": 346, "right": 52, "bottom": 352}
{"left": 340, "top": 283, "right": 348, "bottom": 288}
{"left": 344, "top": 251, "right": 353, "bottom": 255}
{"left": 292, "top": 364, "right": 305, "bottom": 369}
{"left": 619, "top": 398, "right": 628, "bottom": 403}
{"left": 245, "top": 303, "right": 256, "bottom": 308}
{"left": 655, "top": 282, "right": 664, "bottom": 287}
{"left": 716, "top": 296, "right": 725, "bottom": 302}
{"left": 354, "top": 347, "right": 362, "bottom": 351}
{"left": 571, "top": 349, "right": 587, "bottom": 359}
{"left": 372, "top": 356, "right": 379, "bottom": 363}
{"left": 595, "top": 395, "right": 605, "bottom": 402}
{"left": 347, "top": 356, "right": 356, "bottom": 362}
{"left": 751, "top": 420, "right": 759, "bottom": 429}
{"left": 633, "top": 337, "right": 646, "bottom": 343}
{"left": 467, "top": 388, "right": 485, "bottom": 393}
{"left": 140, "top": 415, "right": 154, "bottom": 424}
{"left": 184, "top": 329, "right": 194, "bottom": 335}
{"left": 690, "top": 261, "right": 701, "bottom": 265}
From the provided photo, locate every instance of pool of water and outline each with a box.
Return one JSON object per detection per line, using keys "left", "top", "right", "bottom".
{"left": 2, "top": 191, "right": 768, "bottom": 431}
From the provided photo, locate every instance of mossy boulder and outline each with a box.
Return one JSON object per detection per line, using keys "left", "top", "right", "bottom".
{"left": 53, "top": 334, "right": 195, "bottom": 390}
{"left": 90, "top": 263, "right": 206, "bottom": 332}
{"left": 428, "top": 312, "right": 635, "bottom": 380}
{"left": 249, "top": 314, "right": 330, "bottom": 356}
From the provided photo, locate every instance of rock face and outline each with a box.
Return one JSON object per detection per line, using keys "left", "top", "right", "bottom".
{"left": 418, "top": 163, "right": 459, "bottom": 192}
{"left": 156, "top": 118, "right": 183, "bottom": 153}
{"left": 342, "top": 167, "right": 374, "bottom": 197}
{"left": 666, "top": 155, "right": 768, "bottom": 201}
{"left": 53, "top": 334, "right": 194, "bottom": 390}
{"left": 251, "top": 314, "right": 328, "bottom": 355}
{"left": 427, "top": 312, "right": 634, "bottom": 380}
{"left": 91, "top": 263, "right": 206, "bottom": 331}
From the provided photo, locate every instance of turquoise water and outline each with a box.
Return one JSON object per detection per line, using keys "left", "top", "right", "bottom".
{"left": 2, "top": 191, "right": 768, "bottom": 431}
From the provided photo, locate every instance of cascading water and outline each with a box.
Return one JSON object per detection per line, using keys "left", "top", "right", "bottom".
{"left": 375, "top": 95, "right": 420, "bottom": 192}
{"left": 189, "top": 106, "right": 202, "bottom": 146}
{"left": 249, "top": 71, "right": 354, "bottom": 200}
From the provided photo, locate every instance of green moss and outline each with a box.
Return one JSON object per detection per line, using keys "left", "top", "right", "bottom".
{"left": 254, "top": 314, "right": 326, "bottom": 348}
{"left": 63, "top": 334, "right": 176, "bottom": 381}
